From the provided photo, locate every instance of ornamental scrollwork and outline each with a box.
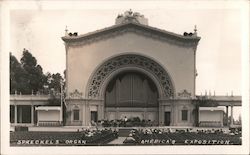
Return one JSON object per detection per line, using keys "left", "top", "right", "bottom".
{"left": 69, "top": 89, "right": 83, "bottom": 99}
{"left": 87, "top": 54, "right": 174, "bottom": 98}
{"left": 177, "top": 89, "right": 191, "bottom": 99}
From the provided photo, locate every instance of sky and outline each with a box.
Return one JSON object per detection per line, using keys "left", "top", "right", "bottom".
{"left": 8, "top": 1, "right": 246, "bottom": 118}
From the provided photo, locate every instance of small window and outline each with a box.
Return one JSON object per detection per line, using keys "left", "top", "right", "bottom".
{"left": 182, "top": 110, "right": 188, "bottom": 121}
{"left": 73, "top": 109, "right": 79, "bottom": 121}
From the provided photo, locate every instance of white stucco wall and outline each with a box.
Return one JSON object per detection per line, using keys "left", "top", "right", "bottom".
{"left": 37, "top": 110, "right": 60, "bottom": 121}
{"left": 199, "top": 110, "right": 223, "bottom": 122}
{"left": 66, "top": 32, "right": 196, "bottom": 98}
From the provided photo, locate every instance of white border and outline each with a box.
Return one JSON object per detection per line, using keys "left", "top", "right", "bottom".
{"left": 1, "top": 1, "right": 249, "bottom": 155}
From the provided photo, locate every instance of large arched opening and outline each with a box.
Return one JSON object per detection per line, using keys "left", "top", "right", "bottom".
{"left": 86, "top": 53, "right": 175, "bottom": 125}
{"left": 104, "top": 71, "right": 159, "bottom": 124}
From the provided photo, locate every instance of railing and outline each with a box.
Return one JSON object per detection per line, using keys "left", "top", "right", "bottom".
{"left": 10, "top": 94, "right": 59, "bottom": 101}
{"left": 199, "top": 121, "right": 222, "bottom": 127}
{"left": 197, "top": 95, "right": 241, "bottom": 101}
{"left": 37, "top": 121, "right": 62, "bottom": 127}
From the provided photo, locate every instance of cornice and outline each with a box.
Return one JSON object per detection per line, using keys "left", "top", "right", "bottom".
{"left": 62, "top": 22, "right": 200, "bottom": 47}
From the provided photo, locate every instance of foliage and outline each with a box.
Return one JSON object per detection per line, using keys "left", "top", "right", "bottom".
{"left": 101, "top": 117, "right": 154, "bottom": 127}
{"left": 10, "top": 49, "right": 64, "bottom": 95}
{"left": 10, "top": 52, "right": 29, "bottom": 94}
{"left": 20, "top": 49, "right": 47, "bottom": 93}
{"left": 193, "top": 96, "right": 218, "bottom": 107}
{"left": 46, "top": 72, "right": 64, "bottom": 93}
{"left": 192, "top": 96, "right": 219, "bottom": 127}
{"left": 47, "top": 94, "right": 61, "bottom": 106}
{"left": 10, "top": 49, "right": 46, "bottom": 94}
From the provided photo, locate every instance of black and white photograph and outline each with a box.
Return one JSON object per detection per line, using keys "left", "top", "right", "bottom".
{"left": 0, "top": 0, "right": 249, "bottom": 154}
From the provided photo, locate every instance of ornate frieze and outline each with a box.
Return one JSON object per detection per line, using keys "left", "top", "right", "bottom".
{"left": 87, "top": 54, "right": 174, "bottom": 98}
{"left": 63, "top": 23, "right": 200, "bottom": 48}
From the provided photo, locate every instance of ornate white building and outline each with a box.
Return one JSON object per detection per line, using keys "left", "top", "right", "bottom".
{"left": 62, "top": 10, "right": 201, "bottom": 126}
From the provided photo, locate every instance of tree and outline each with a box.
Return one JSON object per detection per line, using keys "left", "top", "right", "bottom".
{"left": 45, "top": 72, "right": 64, "bottom": 105}
{"left": 10, "top": 53, "right": 29, "bottom": 94}
{"left": 45, "top": 72, "right": 64, "bottom": 94}
{"left": 20, "top": 49, "right": 47, "bottom": 94}
{"left": 49, "top": 73, "right": 63, "bottom": 93}
{"left": 194, "top": 96, "right": 218, "bottom": 107}
{"left": 10, "top": 49, "right": 65, "bottom": 96}
{"left": 10, "top": 49, "right": 47, "bottom": 94}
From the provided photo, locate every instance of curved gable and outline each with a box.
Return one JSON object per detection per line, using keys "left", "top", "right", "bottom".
{"left": 62, "top": 22, "right": 200, "bottom": 47}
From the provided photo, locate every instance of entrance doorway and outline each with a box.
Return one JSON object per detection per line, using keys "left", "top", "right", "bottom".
{"left": 164, "top": 112, "right": 171, "bottom": 126}
{"left": 17, "top": 105, "right": 31, "bottom": 123}
{"left": 91, "top": 111, "right": 98, "bottom": 123}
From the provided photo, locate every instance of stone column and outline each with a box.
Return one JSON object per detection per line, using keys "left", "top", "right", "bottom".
{"left": 101, "top": 102, "right": 104, "bottom": 119}
{"left": 82, "top": 102, "right": 86, "bottom": 126}
{"left": 20, "top": 106, "right": 23, "bottom": 123}
{"left": 198, "top": 107, "right": 200, "bottom": 127}
{"left": 172, "top": 103, "right": 177, "bottom": 126}
{"left": 115, "top": 108, "right": 119, "bottom": 120}
{"left": 158, "top": 102, "right": 163, "bottom": 126}
{"left": 98, "top": 104, "right": 101, "bottom": 121}
{"left": 173, "top": 104, "right": 178, "bottom": 126}
{"left": 31, "top": 105, "right": 34, "bottom": 125}
{"left": 161, "top": 105, "right": 164, "bottom": 126}
{"left": 14, "top": 105, "right": 17, "bottom": 124}
{"left": 87, "top": 103, "right": 91, "bottom": 126}
{"left": 170, "top": 104, "right": 174, "bottom": 126}
{"left": 226, "top": 106, "right": 229, "bottom": 126}
{"left": 230, "top": 105, "right": 234, "bottom": 126}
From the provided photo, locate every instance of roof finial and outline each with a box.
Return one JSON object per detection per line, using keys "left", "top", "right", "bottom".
{"left": 115, "top": 10, "right": 148, "bottom": 25}
{"left": 65, "top": 25, "right": 68, "bottom": 36}
{"left": 194, "top": 25, "right": 197, "bottom": 36}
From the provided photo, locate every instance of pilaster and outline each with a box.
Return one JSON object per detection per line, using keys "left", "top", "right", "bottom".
{"left": 230, "top": 105, "right": 234, "bottom": 126}
{"left": 14, "top": 105, "right": 17, "bottom": 124}
{"left": 31, "top": 105, "right": 34, "bottom": 125}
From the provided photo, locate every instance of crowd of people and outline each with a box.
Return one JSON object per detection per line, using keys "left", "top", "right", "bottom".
{"left": 95, "top": 117, "right": 157, "bottom": 127}
{"left": 77, "top": 128, "right": 118, "bottom": 144}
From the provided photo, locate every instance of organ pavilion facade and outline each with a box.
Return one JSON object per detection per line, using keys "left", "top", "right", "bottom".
{"left": 62, "top": 10, "right": 201, "bottom": 126}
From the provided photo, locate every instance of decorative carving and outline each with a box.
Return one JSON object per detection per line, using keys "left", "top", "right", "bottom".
{"left": 69, "top": 89, "right": 83, "bottom": 99}
{"left": 72, "top": 105, "right": 79, "bottom": 109}
{"left": 116, "top": 10, "right": 147, "bottom": 25}
{"left": 87, "top": 54, "right": 174, "bottom": 98}
{"left": 178, "top": 89, "right": 191, "bottom": 98}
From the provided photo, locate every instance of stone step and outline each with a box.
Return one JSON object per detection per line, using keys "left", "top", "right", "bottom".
{"left": 108, "top": 137, "right": 127, "bottom": 144}
{"left": 118, "top": 128, "right": 133, "bottom": 137}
